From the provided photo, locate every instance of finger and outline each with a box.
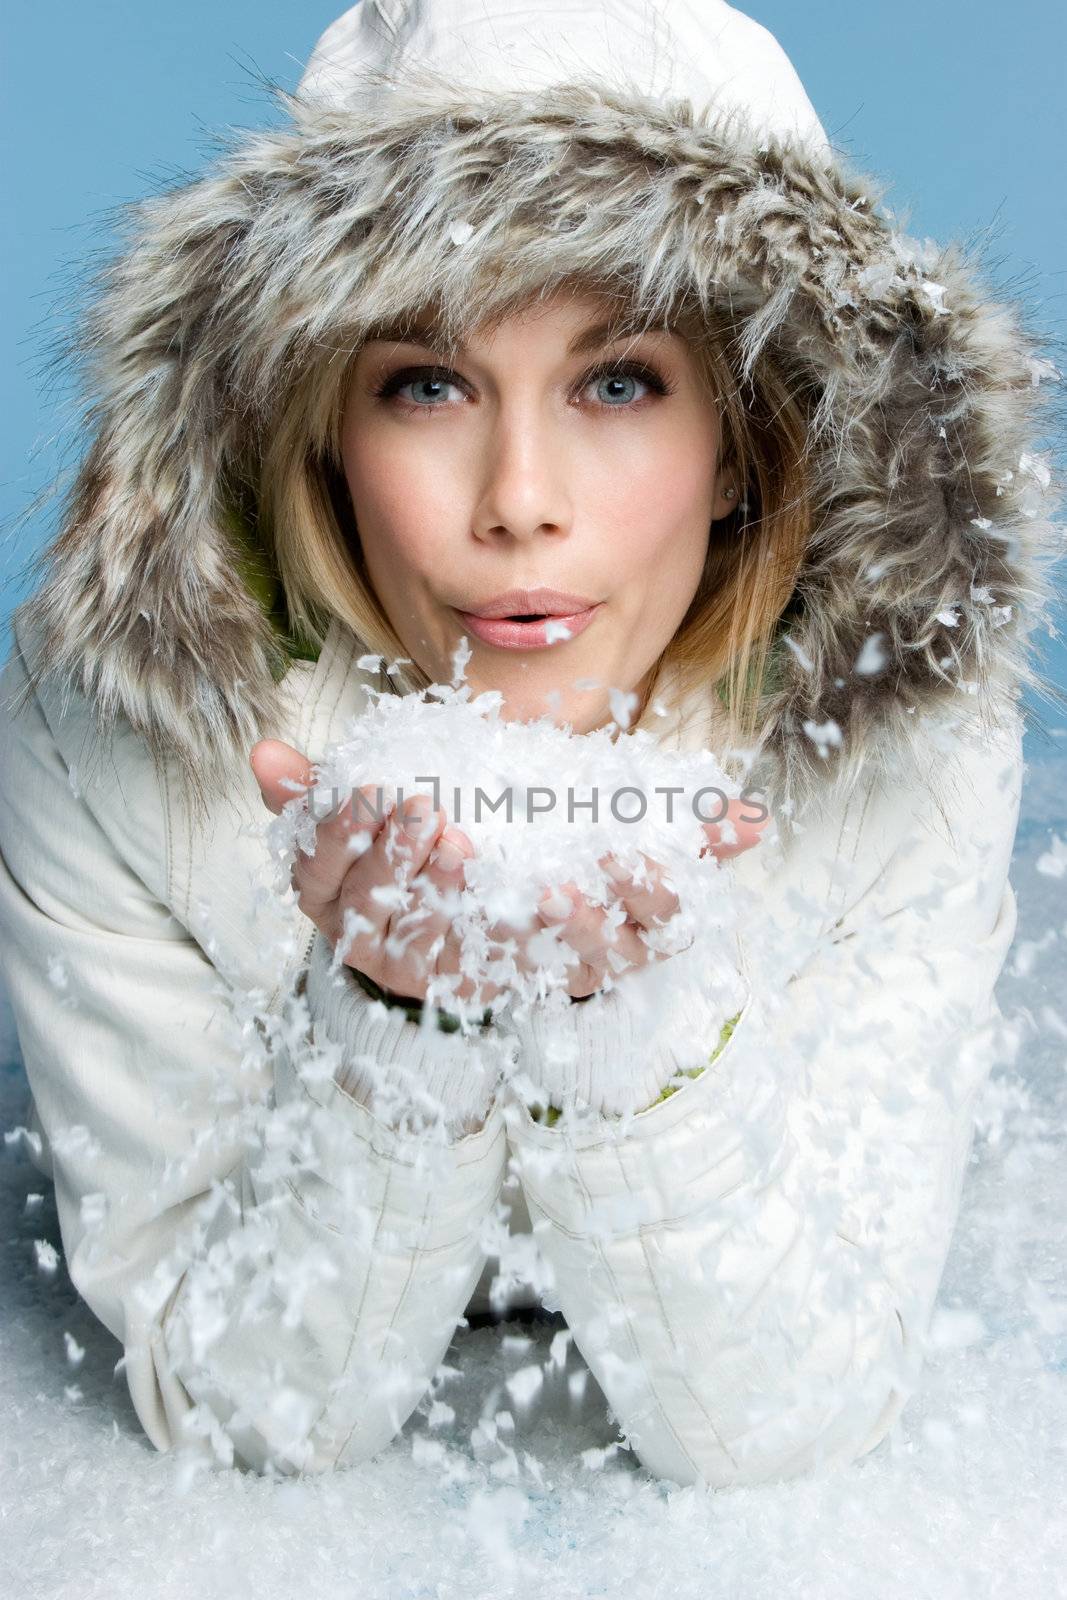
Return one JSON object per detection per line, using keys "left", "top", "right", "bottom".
{"left": 365, "top": 795, "right": 449, "bottom": 989}
{"left": 417, "top": 856, "right": 508, "bottom": 1009}
{"left": 336, "top": 792, "right": 442, "bottom": 929}
{"left": 385, "top": 792, "right": 448, "bottom": 880}
{"left": 294, "top": 782, "right": 393, "bottom": 921}
{"left": 388, "top": 825, "right": 472, "bottom": 983}
{"left": 250, "top": 739, "right": 316, "bottom": 814}
{"left": 701, "top": 797, "right": 770, "bottom": 862}
{"left": 598, "top": 852, "right": 680, "bottom": 932}
{"left": 421, "top": 830, "right": 508, "bottom": 1007}
{"left": 487, "top": 875, "right": 650, "bottom": 991}
{"left": 378, "top": 820, "right": 504, "bottom": 1010}
{"left": 421, "top": 825, "right": 474, "bottom": 901}
{"left": 538, "top": 884, "right": 600, "bottom": 996}
{"left": 538, "top": 883, "right": 651, "bottom": 996}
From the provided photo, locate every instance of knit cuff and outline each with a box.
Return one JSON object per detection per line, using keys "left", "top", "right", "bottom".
{"left": 504, "top": 940, "right": 750, "bottom": 1122}
{"left": 303, "top": 931, "right": 508, "bottom": 1138}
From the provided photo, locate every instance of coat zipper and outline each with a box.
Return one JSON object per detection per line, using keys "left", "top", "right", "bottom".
{"left": 264, "top": 919, "right": 319, "bottom": 1014}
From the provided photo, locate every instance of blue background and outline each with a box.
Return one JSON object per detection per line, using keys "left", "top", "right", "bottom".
{"left": 3, "top": 1, "right": 1065, "bottom": 723}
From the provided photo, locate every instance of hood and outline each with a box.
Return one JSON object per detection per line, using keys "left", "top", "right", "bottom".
{"left": 14, "top": 0, "right": 1064, "bottom": 819}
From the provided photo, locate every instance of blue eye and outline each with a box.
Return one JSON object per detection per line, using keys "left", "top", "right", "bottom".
{"left": 376, "top": 366, "right": 465, "bottom": 407}
{"left": 375, "top": 361, "right": 671, "bottom": 412}
{"left": 595, "top": 372, "right": 643, "bottom": 405}
{"left": 585, "top": 361, "right": 670, "bottom": 407}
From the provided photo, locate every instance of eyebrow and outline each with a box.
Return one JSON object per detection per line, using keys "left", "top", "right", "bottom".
{"left": 361, "top": 316, "right": 671, "bottom": 356}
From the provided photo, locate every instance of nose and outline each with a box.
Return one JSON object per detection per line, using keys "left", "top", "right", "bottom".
{"left": 471, "top": 402, "right": 573, "bottom": 543}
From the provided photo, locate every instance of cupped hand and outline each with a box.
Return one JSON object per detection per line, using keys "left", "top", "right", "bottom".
{"left": 526, "top": 795, "right": 770, "bottom": 997}
{"left": 251, "top": 739, "right": 494, "bottom": 1007}
{"left": 251, "top": 741, "right": 769, "bottom": 1005}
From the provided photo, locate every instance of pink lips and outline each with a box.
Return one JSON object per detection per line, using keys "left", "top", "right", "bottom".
{"left": 455, "top": 585, "right": 603, "bottom": 650}
{"left": 455, "top": 606, "right": 602, "bottom": 650}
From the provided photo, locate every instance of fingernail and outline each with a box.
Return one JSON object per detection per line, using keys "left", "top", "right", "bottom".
{"left": 539, "top": 887, "right": 574, "bottom": 921}
{"left": 603, "top": 859, "right": 631, "bottom": 886}
{"left": 430, "top": 839, "right": 465, "bottom": 874}
{"left": 401, "top": 805, "right": 430, "bottom": 838}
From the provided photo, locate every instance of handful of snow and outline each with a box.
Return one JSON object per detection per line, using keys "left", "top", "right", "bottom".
{"left": 264, "top": 650, "right": 746, "bottom": 1027}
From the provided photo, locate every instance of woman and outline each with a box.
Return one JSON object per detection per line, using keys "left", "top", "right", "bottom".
{"left": 0, "top": 0, "right": 1061, "bottom": 1485}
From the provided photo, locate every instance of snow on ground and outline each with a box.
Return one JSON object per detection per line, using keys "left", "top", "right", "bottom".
{"left": 1, "top": 730, "right": 1065, "bottom": 1600}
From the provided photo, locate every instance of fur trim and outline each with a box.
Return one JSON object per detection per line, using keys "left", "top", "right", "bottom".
{"left": 15, "top": 74, "right": 1065, "bottom": 815}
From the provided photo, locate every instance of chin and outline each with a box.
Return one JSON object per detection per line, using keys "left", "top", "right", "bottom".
{"left": 503, "top": 686, "right": 610, "bottom": 734}
{"left": 454, "top": 642, "right": 629, "bottom": 729}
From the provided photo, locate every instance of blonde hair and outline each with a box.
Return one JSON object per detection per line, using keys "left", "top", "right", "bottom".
{"left": 253, "top": 281, "right": 812, "bottom": 778}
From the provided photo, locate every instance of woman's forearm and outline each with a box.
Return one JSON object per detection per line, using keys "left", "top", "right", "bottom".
{"left": 162, "top": 979, "right": 509, "bottom": 1472}
{"left": 0, "top": 645, "right": 511, "bottom": 1473}
{"left": 503, "top": 715, "right": 1023, "bottom": 1487}
{"left": 504, "top": 995, "right": 909, "bottom": 1486}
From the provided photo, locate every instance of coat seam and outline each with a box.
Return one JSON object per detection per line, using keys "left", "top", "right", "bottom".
{"left": 569, "top": 1147, "right": 709, "bottom": 1480}
{"left": 306, "top": 1160, "right": 395, "bottom": 1455}
{"left": 288, "top": 1061, "right": 505, "bottom": 1174}
{"left": 280, "top": 1174, "right": 486, "bottom": 1255}
{"left": 333, "top": 1238, "right": 427, "bottom": 1465}
{"left": 635, "top": 1222, "right": 741, "bottom": 1473}
{"left": 161, "top": 764, "right": 178, "bottom": 912}
{"left": 331, "top": 1162, "right": 442, "bottom": 1463}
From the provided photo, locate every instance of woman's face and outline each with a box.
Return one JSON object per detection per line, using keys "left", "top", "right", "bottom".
{"left": 340, "top": 291, "right": 736, "bottom": 732}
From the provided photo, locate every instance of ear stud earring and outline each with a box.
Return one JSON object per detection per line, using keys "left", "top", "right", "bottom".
{"left": 724, "top": 487, "right": 737, "bottom": 500}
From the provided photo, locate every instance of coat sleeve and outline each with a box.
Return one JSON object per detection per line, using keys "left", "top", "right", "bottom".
{"left": 503, "top": 710, "right": 1024, "bottom": 1488}
{"left": 0, "top": 642, "right": 509, "bottom": 1475}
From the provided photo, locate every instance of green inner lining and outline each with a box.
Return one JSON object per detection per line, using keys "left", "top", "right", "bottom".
{"left": 225, "top": 505, "right": 322, "bottom": 671}
{"left": 529, "top": 1006, "right": 743, "bottom": 1126}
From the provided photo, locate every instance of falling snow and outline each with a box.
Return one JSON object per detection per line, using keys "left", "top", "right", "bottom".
{"left": 2, "top": 698, "right": 1065, "bottom": 1597}
{"left": 268, "top": 649, "right": 746, "bottom": 1029}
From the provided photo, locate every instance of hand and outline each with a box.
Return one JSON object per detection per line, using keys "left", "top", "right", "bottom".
{"left": 699, "top": 794, "right": 770, "bottom": 862}
{"left": 252, "top": 740, "right": 502, "bottom": 1008}
{"left": 523, "top": 797, "right": 770, "bottom": 999}
{"left": 251, "top": 743, "right": 769, "bottom": 1006}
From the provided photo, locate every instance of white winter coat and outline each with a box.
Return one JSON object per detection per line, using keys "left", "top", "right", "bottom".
{"left": 0, "top": 0, "right": 1059, "bottom": 1489}
{"left": 0, "top": 602, "right": 1026, "bottom": 1484}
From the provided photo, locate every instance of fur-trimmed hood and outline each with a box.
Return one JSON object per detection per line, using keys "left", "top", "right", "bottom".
{"left": 13, "top": 1, "right": 1065, "bottom": 818}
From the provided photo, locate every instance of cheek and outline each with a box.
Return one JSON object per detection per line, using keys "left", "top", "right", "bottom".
{"left": 342, "top": 426, "right": 456, "bottom": 573}
{"left": 588, "top": 421, "right": 715, "bottom": 569}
